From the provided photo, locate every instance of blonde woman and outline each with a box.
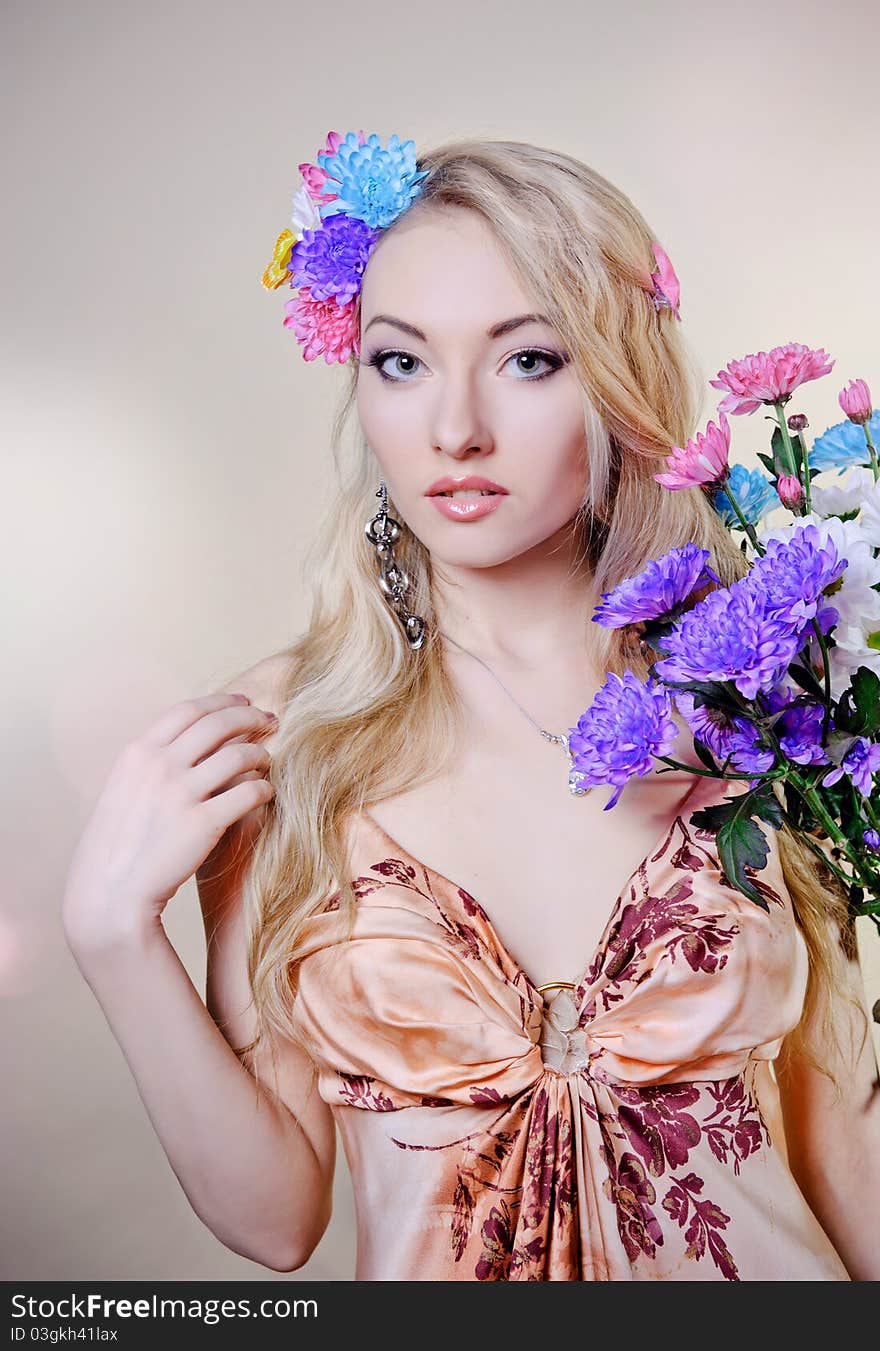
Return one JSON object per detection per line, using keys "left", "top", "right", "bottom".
{"left": 62, "top": 136, "right": 879, "bottom": 1281}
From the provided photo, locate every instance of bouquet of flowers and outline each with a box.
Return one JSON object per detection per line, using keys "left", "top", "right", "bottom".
{"left": 567, "top": 343, "right": 880, "bottom": 930}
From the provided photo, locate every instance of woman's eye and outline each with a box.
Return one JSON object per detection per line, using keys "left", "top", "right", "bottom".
{"left": 365, "top": 347, "right": 567, "bottom": 383}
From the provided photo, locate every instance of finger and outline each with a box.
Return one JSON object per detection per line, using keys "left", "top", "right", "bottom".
{"left": 144, "top": 692, "right": 252, "bottom": 748}
{"left": 190, "top": 743, "right": 272, "bottom": 801}
{"left": 172, "top": 705, "right": 276, "bottom": 767}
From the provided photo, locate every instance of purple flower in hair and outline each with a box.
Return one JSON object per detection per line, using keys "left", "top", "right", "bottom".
{"left": 674, "top": 691, "right": 775, "bottom": 778}
{"left": 567, "top": 671, "right": 679, "bottom": 809}
{"left": 288, "top": 213, "right": 380, "bottom": 304}
{"left": 822, "top": 736, "right": 880, "bottom": 797}
{"left": 592, "top": 543, "right": 721, "bottom": 629}
{"left": 653, "top": 577, "right": 803, "bottom": 701}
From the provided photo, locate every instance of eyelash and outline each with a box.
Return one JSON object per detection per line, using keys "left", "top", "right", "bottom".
{"left": 362, "top": 347, "right": 569, "bottom": 384}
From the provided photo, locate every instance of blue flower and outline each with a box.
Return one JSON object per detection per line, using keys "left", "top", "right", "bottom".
{"left": 822, "top": 736, "right": 880, "bottom": 797}
{"left": 748, "top": 522, "right": 846, "bottom": 648}
{"left": 762, "top": 684, "right": 831, "bottom": 766}
{"left": 810, "top": 410, "right": 880, "bottom": 474}
{"left": 864, "top": 828, "right": 880, "bottom": 851}
{"left": 591, "top": 542, "right": 721, "bottom": 629}
{"left": 653, "top": 577, "right": 803, "bottom": 701}
{"left": 674, "top": 691, "right": 775, "bottom": 777}
{"left": 288, "top": 214, "right": 379, "bottom": 303}
{"left": 317, "top": 132, "right": 430, "bottom": 230}
{"left": 567, "top": 671, "right": 679, "bottom": 809}
{"left": 712, "top": 463, "right": 778, "bottom": 526}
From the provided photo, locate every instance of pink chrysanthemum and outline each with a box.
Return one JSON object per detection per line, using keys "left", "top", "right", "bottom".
{"left": 283, "top": 288, "right": 360, "bottom": 364}
{"left": 709, "top": 342, "right": 835, "bottom": 415}
{"left": 654, "top": 411, "right": 732, "bottom": 490}
{"left": 298, "top": 130, "right": 366, "bottom": 204}
{"left": 838, "top": 378, "right": 873, "bottom": 425}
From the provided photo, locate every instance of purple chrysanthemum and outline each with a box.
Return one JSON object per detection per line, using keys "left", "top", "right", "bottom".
{"left": 822, "top": 736, "right": 880, "bottom": 797}
{"left": 567, "top": 670, "right": 679, "bottom": 809}
{"left": 653, "top": 576, "right": 803, "bottom": 701}
{"left": 747, "top": 522, "right": 846, "bottom": 648}
{"left": 592, "top": 543, "right": 721, "bottom": 629}
{"left": 287, "top": 213, "right": 380, "bottom": 304}
{"left": 674, "top": 691, "right": 775, "bottom": 776}
{"left": 762, "top": 684, "right": 832, "bottom": 767}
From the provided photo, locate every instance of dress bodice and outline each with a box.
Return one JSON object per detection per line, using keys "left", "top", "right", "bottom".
{"left": 288, "top": 773, "right": 850, "bottom": 1281}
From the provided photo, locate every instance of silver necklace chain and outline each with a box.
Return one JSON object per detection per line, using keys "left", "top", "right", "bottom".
{"left": 438, "top": 630, "right": 577, "bottom": 757}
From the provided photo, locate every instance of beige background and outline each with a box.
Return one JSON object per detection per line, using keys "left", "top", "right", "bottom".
{"left": 2, "top": 0, "right": 878, "bottom": 1281}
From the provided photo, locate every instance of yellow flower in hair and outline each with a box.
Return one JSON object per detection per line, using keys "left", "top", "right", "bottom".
{"left": 261, "top": 229, "right": 297, "bottom": 290}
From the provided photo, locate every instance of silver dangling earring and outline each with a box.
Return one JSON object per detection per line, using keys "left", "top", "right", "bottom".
{"left": 364, "top": 480, "right": 427, "bottom": 650}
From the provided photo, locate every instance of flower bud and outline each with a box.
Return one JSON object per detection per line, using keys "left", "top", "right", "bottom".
{"left": 863, "top": 828, "right": 880, "bottom": 851}
{"left": 787, "top": 413, "right": 809, "bottom": 432}
{"left": 838, "top": 378, "right": 873, "bottom": 425}
{"left": 776, "top": 473, "right": 805, "bottom": 510}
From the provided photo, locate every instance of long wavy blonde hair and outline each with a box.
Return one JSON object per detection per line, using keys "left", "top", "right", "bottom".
{"left": 237, "top": 137, "right": 864, "bottom": 1098}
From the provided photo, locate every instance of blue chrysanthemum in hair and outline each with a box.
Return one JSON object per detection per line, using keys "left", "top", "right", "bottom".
{"left": 317, "top": 131, "right": 430, "bottom": 230}
{"left": 567, "top": 671, "right": 679, "bottom": 809}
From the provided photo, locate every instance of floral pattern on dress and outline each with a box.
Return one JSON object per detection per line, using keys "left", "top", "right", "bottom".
{"left": 301, "top": 795, "right": 826, "bottom": 1281}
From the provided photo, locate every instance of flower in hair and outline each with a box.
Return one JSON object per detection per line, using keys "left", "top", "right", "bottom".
{"left": 649, "top": 242, "right": 681, "bottom": 321}
{"left": 316, "top": 131, "right": 429, "bottom": 229}
{"left": 262, "top": 129, "right": 429, "bottom": 363}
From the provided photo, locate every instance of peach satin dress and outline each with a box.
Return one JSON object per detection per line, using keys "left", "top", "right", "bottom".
{"left": 290, "top": 773, "right": 850, "bottom": 1281}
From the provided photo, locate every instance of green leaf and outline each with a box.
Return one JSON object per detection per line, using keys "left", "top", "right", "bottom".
{"left": 770, "top": 427, "right": 788, "bottom": 477}
{"left": 690, "top": 786, "right": 783, "bottom": 910}
{"left": 787, "top": 660, "right": 827, "bottom": 701}
{"left": 691, "top": 738, "right": 720, "bottom": 773}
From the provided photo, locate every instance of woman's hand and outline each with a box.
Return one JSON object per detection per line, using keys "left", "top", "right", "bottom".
{"left": 61, "top": 692, "right": 278, "bottom": 956}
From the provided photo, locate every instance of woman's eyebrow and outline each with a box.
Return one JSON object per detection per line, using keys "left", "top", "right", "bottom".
{"left": 362, "top": 312, "right": 554, "bottom": 341}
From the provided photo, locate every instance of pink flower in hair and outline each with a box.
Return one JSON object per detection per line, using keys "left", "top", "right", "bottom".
{"left": 298, "top": 129, "right": 367, "bottom": 203}
{"left": 838, "top": 378, "right": 873, "bottom": 425}
{"left": 710, "top": 342, "right": 835, "bottom": 415}
{"left": 654, "top": 411, "right": 732, "bottom": 490}
{"left": 649, "top": 243, "right": 681, "bottom": 321}
{"left": 283, "top": 287, "right": 360, "bottom": 364}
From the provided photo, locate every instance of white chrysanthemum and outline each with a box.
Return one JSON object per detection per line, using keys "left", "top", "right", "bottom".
{"left": 859, "top": 479, "right": 880, "bottom": 548}
{"left": 291, "top": 182, "right": 321, "bottom": 240}
{"left": 809, "top": 465, "right": 875, "bottom": 518}
{"left": 756, "top": 512, "right": 880, "bottom": 699}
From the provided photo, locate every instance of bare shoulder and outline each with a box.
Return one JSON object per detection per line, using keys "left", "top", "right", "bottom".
{"left": 219, "top": 648, "right": 297, "bottom": 717}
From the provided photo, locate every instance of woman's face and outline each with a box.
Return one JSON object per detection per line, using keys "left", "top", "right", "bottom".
{"left": 356, "top": 208, "right": 589, "bottom": 567}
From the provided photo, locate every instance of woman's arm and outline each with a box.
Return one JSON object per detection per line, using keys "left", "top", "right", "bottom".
{"left": 775, "top": 919, "right": 880, "bottom": 1281}
{"left": 63, "top": 666, "right": 335, "bottom": 1272}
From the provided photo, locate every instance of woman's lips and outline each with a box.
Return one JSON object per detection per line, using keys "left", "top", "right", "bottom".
{"left": 427, "top": 492, "right": 506, "bottom": 520}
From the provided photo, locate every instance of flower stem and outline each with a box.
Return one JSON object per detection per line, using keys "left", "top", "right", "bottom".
{"left": 792, "top": 429, "right": 813, "bottom": 513}
{"left": 719, "top": 475, "right": 764, "bottom": 554}
{"left": 863, "top": 421, "right": 880, "bottom": 482}
{"left": 773, "top": 401, "right": 802, "bottom": 485}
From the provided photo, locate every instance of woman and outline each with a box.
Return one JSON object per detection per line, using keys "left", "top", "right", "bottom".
{"left": 62, "top": 135, "right": 879, "bottom": 1281}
